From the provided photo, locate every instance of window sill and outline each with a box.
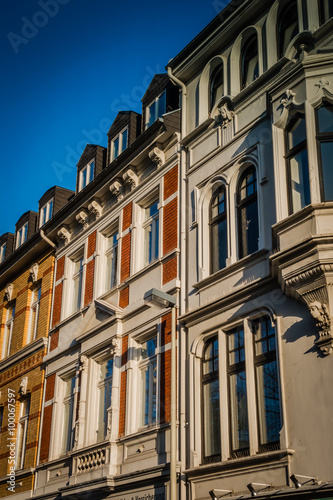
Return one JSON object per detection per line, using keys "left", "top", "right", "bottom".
{"left": 185, "top": 448, "right": 295, "bottom": 477}
{"left": 193, "top": 249, "right": 269, "bottom": 291}
{"left": 0, "top": 337, "right": 48, "bottom": 372}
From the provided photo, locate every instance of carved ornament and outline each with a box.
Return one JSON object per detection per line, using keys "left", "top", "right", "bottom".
{"left": 4, "top": 283, "right": 14, "bottom": 302}
{"left": 19, "top": 377, "right": 28, "bottom": 396}
{"left": 57, "top": 226, "right": 71, "bottom": 244}
{"left": 88, "top": 200, "right": 102, "bottom": 218}
{"left": 76, "top": 210, "right": 89, "bottom": 229}
{"left": 149, "top": 147, "right": 165, "bottom": 167}
{"left": 123, "top": 168, "right": 139, "bottom": 190}
{"left": 109, "top": 181, "right": 124, "bottom": 201}
{"left": 29, "top": 263, "right": 39, "bottom": 283}
{"left": 219, "top": 102, "right": 235, "bottom": 127}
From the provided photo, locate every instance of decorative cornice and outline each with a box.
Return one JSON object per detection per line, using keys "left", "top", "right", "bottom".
{"left": 123, "top": 167, "right": 139, "bottom": 190}
{"left": 76, "top": 209, "right": 89, "bottom": 229}
{"left": 109, "top": 180, "right": 124, "bottom": 201}
{"left": 88, "top": 200, "right": 102, "bottom": 218}
{"left": 149, "top": 147, "right": 165, "bottom": 167}
{"left": 57, "top": 226, "right": 71, "bottom": 244}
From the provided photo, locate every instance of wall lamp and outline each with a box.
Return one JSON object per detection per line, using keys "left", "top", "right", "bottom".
{"left": 290, "top": 474, "right": 320, "bottom": 488}
{"left": 209, "top": 489, "right": 233, "bottom": 499}
{"left": 247, "top": 483, "right": 272, "bottom": 497}
{"left": 144, "top": 289, "right": 177, "bottom": 500}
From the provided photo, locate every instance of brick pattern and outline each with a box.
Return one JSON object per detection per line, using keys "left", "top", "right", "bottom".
{"left": 45, "top": 374, "right": 55, "bottom": 402}
{"left": 56, "top": 255, "right": 65, "bottom": 282}
{"left": 163, "top": 164, "right": 178, "bottom": 200}
{"left": 121, "top": 336, "right": 128, "bottom": 366}
{"left": 50, "top": 331, "right": 59, "bottom": 351}
{"left": 160, "top": 349, "right": 171, "bottom": 424}
{"left": 52, "top": 282, "right": 63, "bottom": 328}
{"left": 120, "top": 233, "right": 131, "bottom": 282}
{"left": 122, "top": 202, "right": 133, "bottom": 231}
{"left": 87, "top": 231, "right": 96, "bottom": 258}
{"left": 0, "top": 349, "right": 45, "bottom": 387}
{"left": 84, "top": 259, "right": 95, "bottom": 307}
{"left": 163, "top": 197, "right": 178, "bottom": 255}
{"left": 119, "top": 287, "right": 129, "bottom": 309}
{"left": 119, "top": 371, "right": 127, "bottom": 437}
{"left": 39, "top": 405, "right": 53, "bottom": 464}
{"left": 161, "top": 312, "right": 172, "bottom": 346}
{"left": 162, "top": 255, "right": 178, "bottom": 285}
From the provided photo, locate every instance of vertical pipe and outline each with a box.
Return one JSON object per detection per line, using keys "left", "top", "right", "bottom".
{"left": 170, "top": 305, "right": 177, "bottom": 499}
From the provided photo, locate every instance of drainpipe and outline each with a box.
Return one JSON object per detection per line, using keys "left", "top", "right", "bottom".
{"left": 167, "top": 65, "right": 188, "bottom": 500}
{"left": 40, "top": 229, "right": 56, "bottom": 249}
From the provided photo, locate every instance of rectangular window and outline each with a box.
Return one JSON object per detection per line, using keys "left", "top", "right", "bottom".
{"left": 97, "top": 359, "right": 113, "bottom": 441}
{"left": 27, "top": 287, "right": 41, "bottom": 343}
{"left": 0, "top": 243, "right": 6, "bottom": 263}
{"left": 1, "top": 305, "right": 15, "bottom": 359}
{"left": 16, "top": 223, "right": 28, "bottom": 248}
{"left": 61, "top": 377, "right": 75, "bottom": 455}
{"left": 143, "top": 198, "right": 159, "bottom": 266}
{"left": 316, "top": 105, "right": 333, "bottom": 201}
{"left": 112, "top": 127, "right": 128, "bottom": 160}
{"left": 79, "top": 160, "right": 95, "bottom": 191}
{"left": 146, "top": 91, "right": 166, "bottom": 128}
{"left": 105, "top": 230, "right": 118, "bottom": 290}
{"left": 39, "top": 199, "right": 54, "bottom": 227}
{"left": 16, "top": 397, "right": 30, "bottom": 470}
{"left": 140, "top": 336, "right": 157, "bottom": 427}
{"left": 71, "top": 253, "right": 84, "bottom": 314}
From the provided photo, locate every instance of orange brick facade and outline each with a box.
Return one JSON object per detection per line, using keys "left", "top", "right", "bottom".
{"left": 162, "top": 255, "right": 178, "bottom": 285}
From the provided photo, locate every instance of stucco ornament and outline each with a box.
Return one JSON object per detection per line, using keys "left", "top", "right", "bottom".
{"left": 4, "top": 283, "right": 14, "bottom": 302}
{"left": 29, "top": 263, "right": 39, "bottom": 283}
{"left": 219, "top": 102, "right": 234, "bottom": 127}
{"left": 76, "top": 210, "right": 89, "bottom": 229}
{"left": 57, "top": 226, "right": 71, "bottom": 244}
{"left": 88, "top": 200, "right": 102, "bottom": 218}
{"left": 19, "top": 377, "right": 28, "bottom": 396}
{"left": 280, "top": 89, "right": 296, "bottom": 108}
{"left": 109, "top": 180, "right": 124, "bottom": 201}
{"left": 149, "top": 147, "right": 165, "bottom": 167}
{"left": 79, "top": 355, "right": 88, "bottom": 372}
{"left": 309, "top": 301, "right": 330, "bottom": 336}
{"left": 123, "top": 167, "right": 139, "bottom": 190}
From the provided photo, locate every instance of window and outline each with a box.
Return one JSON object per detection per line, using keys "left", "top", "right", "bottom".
{"left": 202, "top": 337, "right": 221, "bottom": 463}
{"left": 210, "top": 63, "right": 224, "bottom": 111}
{"left": 278, "top": 2, "right": 298, "bottom": 58}
{"left": 143, "top": 198, "right": 159, "bottom": 265}
{"left": 146, "top": 91, "right": 166, "bottom": 128}
{"left": 27, "top": 286, "right": 41, "bottom": 343}
{"left": 1, "top": 305, "right": 15, "bottom": 359}
{"left": 0, "top": 243, "right": 6, "bottom": 263}
{"left": 210, "top": 185, "right": 228, "bottom": 273}
{"left": 140, "top": 336, "right": 158, "bottom": 427}
{"left": 112, "top": 127, "right": 128, "bottom": 160}
{"left": 237, "top": 167, "right": 259, "bottom": 259}
{"left": 241, "top": 34, "right": 259, "bottom": 89}
{"left": 79, "top": 160, "right": 95, "bottom": 191}
{"left": 39, "top": 199, "right": 54, "bottom": 227}
{"left": 285, "top": 115, "right": 310, "bottom": 213}
{"left": 60, "top": 377, "right": 75, "bottom": 455}
{"left": 16, "top": 223, "right": 28, "bottom": 248}
{"left": 16, "top": 397, "right": 30, "bottom": 470}
{"left": 105, "top": 229, "right": 118, "bottom": 290}
{"left": 319, "top": 0, "right": 333, "bottom": 24}
{"left": 201, "top": 316, "right": 281, "bottom": 463}
{"left": 97, "top": 359, "right": 113, "bottom": 441}
{"left": 70, "top": 253, "right": 84, "bottom": 315}
{"left": 316, "top": 104, "right": 333, "bottom": 201}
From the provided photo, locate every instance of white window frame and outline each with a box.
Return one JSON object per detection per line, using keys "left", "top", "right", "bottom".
{"left": 111, "top": 126, "right": 128, "bottom": 161}
{"left": 142, "top": 195, "right": 160, "bottom": 267}
{"left": 1, "top": 305, "right": 15, "bottom": 359}
{"left": 197, "top": 313, "right": 283, "bottom": 464}
{"left": 60, "top": 376, "right": 76, "bottom": 456}
{"left": 39, "top": 198, "right": 54, "bottom": 227}
{"left": 27, "top": 286, "right": 41, "bottom": 344}
{"left": 0, "top": 243, "right": 6, "bottom": 263}
{"left": 104, "top": 227, "right": 119, "bottom": 292}
{"left": 68, "top": 250, "right": 85, "bottom": 316}
{"left": 79, "top": 159, "right": 95, "bottom": 191}
{"left": 145, "top": 91, "right": 166, "bottom": 129}
{"left": 16, "top": 223, "right": 28, "bottom": 248}
{"left": 96, "top": 357, "right": 113, "bottom": 442}
{"left": 16, "top": 397, "right": 30, "bottom": 470}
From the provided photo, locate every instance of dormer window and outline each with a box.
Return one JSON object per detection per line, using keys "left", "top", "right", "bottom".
{"left": 146, "top": 91, "right": 166, "bottom": 129}
{"left": 39, "top": 199, "right": 54, "bottom": 227}
{"left": 0, "top": 243, "right": 6, "bottom": 263}
{"left": 16, "top": 223, "right": 28, "bottom": 248}
{"left": 112, "top": 127, "right": 128, "bottom": 161}
{"left": 80, "top": 160, "right": 95, "bottom": 191}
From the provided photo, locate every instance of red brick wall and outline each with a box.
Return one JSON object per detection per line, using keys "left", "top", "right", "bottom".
{"left": 122, "top": 202, "right": 132, "bottom": 231}
{"left": 163, "top": 164, "right": 178, "bottom": 200}
{"left": 119, "top": 287, "right": 129, "bottom": 309}
{"left": 56, "top": 256, "right": 65, "bottom": 282}
{"left": 84, "top": 260, "right": 95, "bottom": 307}
{"left": 52, "top": 282, "right": 63, "bottom": 328}
{"left": 162, "top": 255, "right": 177, "bottom": 285}
{"left": 163, "top": 197, "right": 178, "bottom": 255}
{"left": 120, "top": 233, "right": 131, "bottom": 282}
{"left": 45, "top": 374, "right": 55, "bottom": 402}
{"left": 119, "top": 371, "right": 127, "bottom": 437}
{"left": 160, "top": 349, "right": 171, "bottom": 424}
{"left": 87, "top": 231, "right": 96, "bottom": 258}
{"left": 50, "top": 331, "right": 59, "bottom": 351}
{"left": 39, "top": 374, "right": 56, "bottom": 464}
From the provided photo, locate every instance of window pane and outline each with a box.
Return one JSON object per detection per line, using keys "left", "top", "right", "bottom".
{"left": 142, "top": 337, "right": 157, "bottom": 358}
{"left": 82, "top": 168, "right": 87, "bottom": 188}
{"left": 230, "top": 371, "right": 249, "bottom": 451}
{"left": 113, "top": 137, "right": 119, "bottom": 159}
{"left": 256, "top": 361, "right": 281, "bottom": 445}
{"left": 148, "top": 101, "right": 156, "bottom": 126}
{"left": 212, "top": 219, "right": 227, "bottom": 272}
{"left": 89, "top": 161, "right": 95, "bottom": 182}
{"left": 49, "top": 200, "right": 53, "bottom": 220}
{"left": 278, "top": 2, "right": 298, "bottom": 58}
{"left": 121, "top": 129, "right": 128, "bottom": 152}
{"left": 290, "top": 150, "right": 310, "bottom": 212}
{"left": 158, "top": 92, "right": 166, "bottom": 117}
{"left": 318, "top": 105, "right": 333, "bottom": 133}
{"left": 321, "top": 142, "right": 333, "bottom": 200}
{"left": 203, "top": 379, "right": 221, "bottom": 458}
{"left": 203, "top": 338, "right": 219, "bottom": 375}
{"left": 210, "top": 64, "right": 223, "bottom": 110}
{"left": 288, "top": 117, "right": 306, "bottom": 149}
{"left": 241, "top": 35, "right": 259, "bottom": 88}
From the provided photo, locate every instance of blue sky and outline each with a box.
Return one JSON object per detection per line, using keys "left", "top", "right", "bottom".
{"left": 0, "top": 0, "right": 229, "bottom": 236}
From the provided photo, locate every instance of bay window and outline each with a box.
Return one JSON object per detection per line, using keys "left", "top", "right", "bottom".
{"left": 316, "top": 104, "right": 333, "bottom": 201}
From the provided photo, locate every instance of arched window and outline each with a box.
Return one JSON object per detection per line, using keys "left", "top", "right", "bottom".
{"left": 319, "top": 0, "right": 333, "bottom": 25}
{"left": 278, "top": 2, "right": 299, "bottom": 58}
{"left": 241, "top": 34, "right": 259, "bottom": 89}
{"left": 285, "top": 115, "right": 310, "bottom": 213}
{"left": 210, "top": 185, "right": 227, "bottom": 273}
{"left": 316, "top": 104, "right": 333, "bottom": 200}
{"left": 202, "top": 337, "right": 221, "bottom": 463}
{"left": 237, "top": 167, "right": 259, "bottom": 259}
{"left": 210, "top": 63, "right": 224, "bottom": 111}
